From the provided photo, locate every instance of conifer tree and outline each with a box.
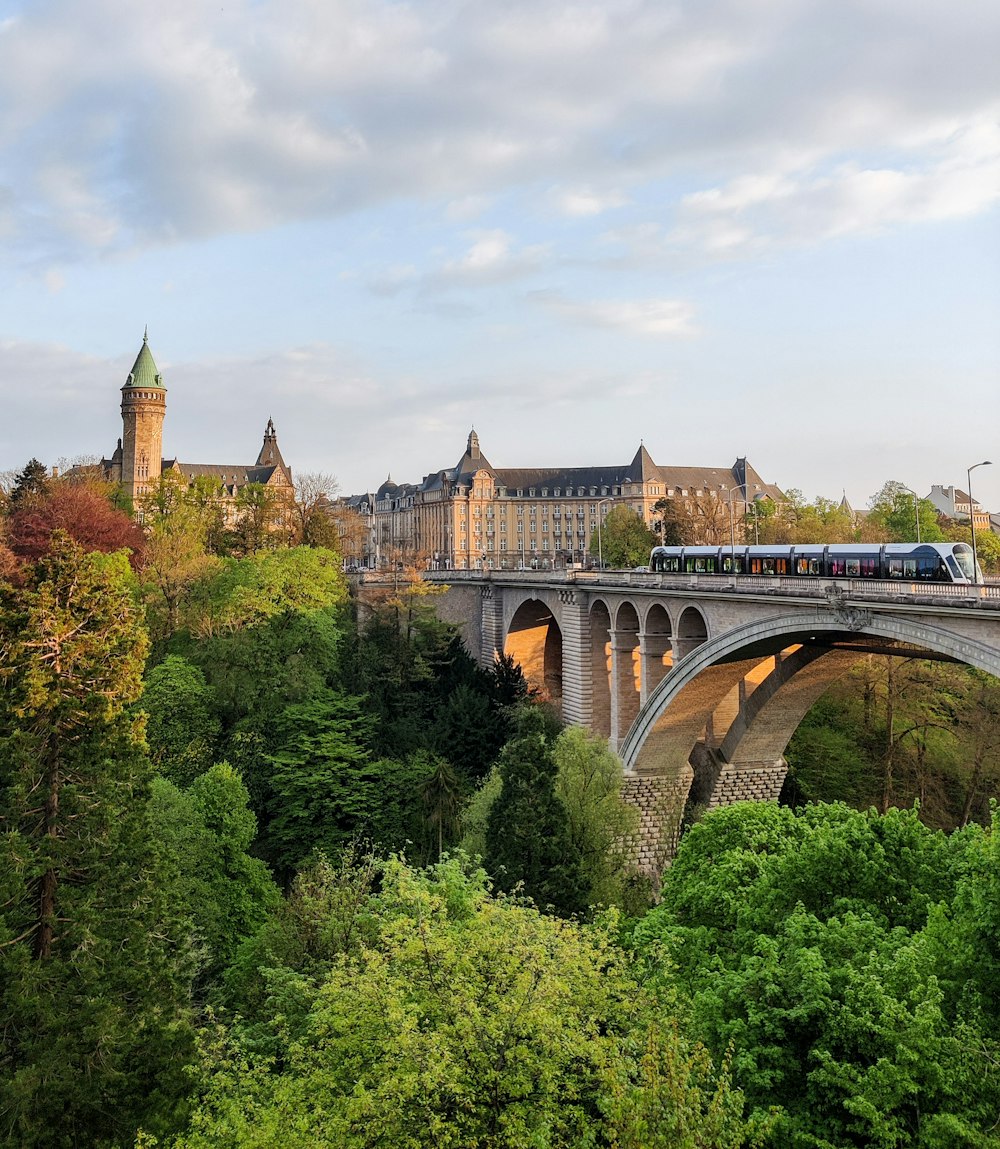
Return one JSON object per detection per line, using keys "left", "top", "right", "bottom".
{"left": 0, "top": 534, "right": 194, "bottom": 1147}
{"left": 485, "top": 708, "right": 587, "bottom": 916}
{"left": 7, "top": 457, "right": 49, "bottom": 506}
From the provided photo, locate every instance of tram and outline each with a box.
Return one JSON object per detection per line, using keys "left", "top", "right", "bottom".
{"left": 648, "top": 542, "right": 982, "bottom": 584}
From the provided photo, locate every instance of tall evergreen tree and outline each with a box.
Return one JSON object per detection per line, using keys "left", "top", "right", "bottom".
{"left": 0, "top": 535, "right": 195, "bottom": 1147}
{"left": 485, "top": 709, "right": 587, "bottom": 916}
{"left": 7, "top": 457, "right": 49, "bottom": 506}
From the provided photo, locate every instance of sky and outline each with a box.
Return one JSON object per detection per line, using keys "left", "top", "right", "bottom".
{"left": 1, "top": 0, "right": 998, "bottom": 512}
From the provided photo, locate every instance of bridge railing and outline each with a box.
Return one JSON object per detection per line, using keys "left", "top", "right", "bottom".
{"left": 422, "top": 567, "right": 1000, "bottom": 606}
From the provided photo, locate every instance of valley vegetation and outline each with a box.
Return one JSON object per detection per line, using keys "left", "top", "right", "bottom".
{"left": 1, "top": 462, "right": 1000, "bottom": 1147}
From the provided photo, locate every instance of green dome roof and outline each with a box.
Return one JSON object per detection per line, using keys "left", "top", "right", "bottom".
{"left": 123, "top": 328, "right": 166, "bottom": 391}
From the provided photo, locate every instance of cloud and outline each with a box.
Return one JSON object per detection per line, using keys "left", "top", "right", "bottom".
{"left": 2, "top": 0, "right": 998, "bottom": 270}
{"left": 551, "top": 187, "right": 629, "bottom": 218}
{"left": 542, "top": 294, "right": 699, "bottom": 338}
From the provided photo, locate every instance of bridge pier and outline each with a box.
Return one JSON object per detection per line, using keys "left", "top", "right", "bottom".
{"left": 559, "top": 593, "right": 593, "bottom": 727}
{"left": 707, "top": 759, "right": 788, "bottom": 808}
{"left": 639, "top": 628, "right": 672, "bottom": 706}
{"left": 610, "top": 628, "right": 640, "bottom": 751}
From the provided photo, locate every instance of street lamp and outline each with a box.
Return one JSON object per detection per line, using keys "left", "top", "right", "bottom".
{"left": 720, "top": 487, "right": 738, "bottom": 554}
{"left": 595, "top": 498, "right": 613, "bottom": 569}
{"left": 898, "top": 485, "right": 922, "bottom": 544}
{"left": 967, "top": 460, "right": 992, "bottom": 583}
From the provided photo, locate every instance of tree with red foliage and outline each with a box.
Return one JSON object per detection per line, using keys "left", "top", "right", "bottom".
{"left": 7, "top": 484, "right": 145, "bottom": 567}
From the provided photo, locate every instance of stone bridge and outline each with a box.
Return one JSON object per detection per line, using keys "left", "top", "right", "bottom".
{"left": 424, "top": 569, "right": 1000, "bottom": 872}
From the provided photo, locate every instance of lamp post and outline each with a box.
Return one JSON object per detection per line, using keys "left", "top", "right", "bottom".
{"left": 721, "top": 488, "right": 738, "bottom": 554}
{"left": 595, "top": 498, "right": 613, "bottom": 569}
{"left": 898, "top": 485, "right": 922, "bottom": 544}
{"left": 967, "top": 460, "right": 992, "bottom": 583}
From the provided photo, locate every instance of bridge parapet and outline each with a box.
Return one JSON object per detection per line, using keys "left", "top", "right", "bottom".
{"left": 425, "top": 567, "right": 1000, "bottom": 609}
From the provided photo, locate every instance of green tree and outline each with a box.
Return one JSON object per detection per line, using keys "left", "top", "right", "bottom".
{"left": 591, "top": 504, "right": 657, "bottom": 567}
{"left": 552, "top": 726, "right": 641, "bottom": 908}
{"left": 169, "top": 857, "right": 765, "bottom": 1149}
{"left": 263, "top": 692, "right": 376, "bottom": 875}
{"left": 420, "top": 752, "right": 464, "bottom": 861}
{"left": 226, "top": 482, "right": 287, "bottom": 556}
{"left": 141, "top": 655, "right": 222, "bottom": 785}
{"left": 863, "top": 481, "right": 944, "bottom": 543}
{"left": 7, "top": 457, "right": 49, "bottom": 506}
{"left": 634, "top": 803, "right": 1000, "bottom": 1147}
{"left": 139, "top": 472, "right": 223, "bottom": 639}
{"left": 652, "top": 496, "right": 687, "bottom": 544}
{"left": 485, "top": 710, "right": 587, "bottom": 916}
{"left": 0, "top": 536, "right": 195, "bottom": 1147}
{"left": 151, "top": 764, "right": 280, "bottom": 985}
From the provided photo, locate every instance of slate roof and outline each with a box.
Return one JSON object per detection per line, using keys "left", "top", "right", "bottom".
{"left": 344, "top": 431, "right": 784, "bottom": 505}
{"left": 168, "top": 462, "right": 287, "bottom": 487}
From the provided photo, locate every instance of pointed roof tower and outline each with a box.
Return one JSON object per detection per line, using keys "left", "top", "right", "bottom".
{"left": 454, "top": 427, "right": 495, "bottom": 477}
{"left": 628, "top": 442, "right": 657, "bottom": 481}
{"left": 256, "top": 417, "right": 289, "bottom": 472}
{"left": 123, "top": 327, "right": 166, "bottom": 391}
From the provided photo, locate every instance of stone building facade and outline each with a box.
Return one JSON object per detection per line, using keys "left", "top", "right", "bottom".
{"left": 343, "top": 429, "right": 782, "bottom": 569}
{"left": 102, "top": 331, "right": 294, "bottom": 523}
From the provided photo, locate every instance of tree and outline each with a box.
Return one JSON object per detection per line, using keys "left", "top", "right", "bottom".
{"left": 141, "top": 655, "right": 222, "bottom": 786}
{"left": 652, "top": 496, "right": 687, "bottom": 544}
{"left": 590, "top": 504, "right": 657, "bottom": 568}
{"left": 552, "top": 726, "right": 640, "bottom": 908}
{"left": 263, "top": 692, "right": 376, "bottom": 875}
{"left": 7, "top": 481, "right": 146, "bottom": 565}
{"left": 420, "top": 753, "right": 464, "bottom": 861}
{"left": 226, "top": 482, "right": 287, "bottom": 555}
{"left": 168, "top": 857, "right": 765, "bottom": 1149}
{"left": 0, "top": 536, "right": 194, "bottom": 1146}
{"left": 325, "top": 502, "right": 370, "bottom": 566}
{"left": 485, "top": 709, "right": 587, "bottom": 916}
{"left": 862, "top": 481, "right": 944, "bottom": 543}
{"left": 150, "top": 764, "right": 280, "bottom": 984}
{"left": 138, "top": 472, "right": 222, "bottom": 638}
{"left": 634, "top": 803, "right": 1000, "bottom": 1147}
{"left": 293, "top": 472, "right": 341, "bottom": 548}
{"left": 6, "top": 457, "right": 49, "bottom": 506}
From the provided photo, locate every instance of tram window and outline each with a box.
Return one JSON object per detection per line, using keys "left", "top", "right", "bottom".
{"left": 775, "top": 558, "right": 789, "bottom": 575}
{"left": 830, "top": 558, "right": 845, "bottom": 576}
{"left": 796, "top": 558, "right": 810, "bottom": 575}
{"left": 861, "top": 558, "right": 878, "bottom": 577}
{"left": 762, "top": 557, "right": 776, "bottom": 575}
{"left": 888, "top": 559, "right": 903, "bottom": 578}
{"left": 846, "top": 559, "right": 861, "bottom": 577}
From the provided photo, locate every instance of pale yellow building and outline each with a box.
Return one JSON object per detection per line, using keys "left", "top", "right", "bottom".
{"left": 345, "top": 430, "right": 782, "bottom": 569}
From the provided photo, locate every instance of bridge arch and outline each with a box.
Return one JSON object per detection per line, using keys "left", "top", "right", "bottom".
{"left": 505, "top": 597, "right": 563, "bottom": 704}
{"left": 621, "top": 610, "right": 1000, "bottom": 783}
{"left": 676, "top": 604, "right": 709, "bottom": 660}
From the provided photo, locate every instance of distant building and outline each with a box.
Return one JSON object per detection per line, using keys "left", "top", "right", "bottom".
{"left": 101, "top": 331, "right": 294, "bottom": 525}
{"left": 343, "top": 429, "right": 783, "bottom": 569}
{"left": 925, "top": 484, "right": 991, "bottom": 534}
